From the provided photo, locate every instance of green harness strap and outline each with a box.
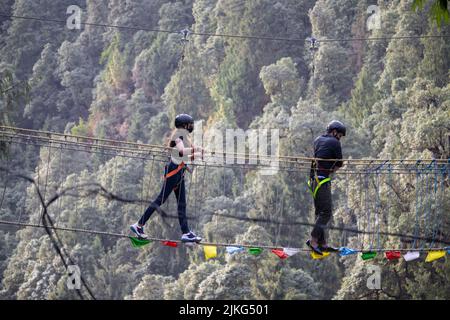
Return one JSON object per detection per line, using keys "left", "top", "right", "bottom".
{"left": 308, "top": 176, "right": 331, "bottom": 199}
{"left": 308, "top": 159, "right": 331, "bottom": 198}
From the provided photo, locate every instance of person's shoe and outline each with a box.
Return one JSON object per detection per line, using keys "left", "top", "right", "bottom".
{"left": 306, "top": 239, "right": 323, "bottom": 255}
{"left": 181, "top": 231, "right": 202, "bottom": 243}
{"left": 130, "top": 223, "right": 148, "bottom": 239}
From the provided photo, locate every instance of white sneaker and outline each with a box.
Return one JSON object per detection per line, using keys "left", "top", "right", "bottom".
{"left": 130, "top": 223, "right": 148, "bottom": 239}
{"left": 181, "top": 231, "right": 202, "bottom": 243}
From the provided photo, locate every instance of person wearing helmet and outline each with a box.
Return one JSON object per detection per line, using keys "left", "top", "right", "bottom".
{"left": 130, "top": 114, "right": 204, "bottom": 243}
{"left": 306, "top": 120, "right": 346, "bottom": 255}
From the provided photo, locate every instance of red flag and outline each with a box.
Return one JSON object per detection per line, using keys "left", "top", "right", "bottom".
{"left": 162, "top": 241, "right": 178, "bottom": 247}
{"left": 385, "top": 251, "right": 401, "bottom": 260}
{"left": 271, "top": 249, "right": 288, "bottom": 259}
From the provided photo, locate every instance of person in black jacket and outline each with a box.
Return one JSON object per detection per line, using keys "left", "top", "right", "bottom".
{"left": 306, "top": 120, "right": 346, "bottom": 255}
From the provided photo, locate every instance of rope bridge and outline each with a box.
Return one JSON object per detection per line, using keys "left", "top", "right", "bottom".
{"left": 0, "top": 126, "right": 448, "bottom": 298}
{"left": 1, "top": 125, "right": 448, "bottom": 173}
{"left": 0, "top": 125, "right": 448, "bottom": 247}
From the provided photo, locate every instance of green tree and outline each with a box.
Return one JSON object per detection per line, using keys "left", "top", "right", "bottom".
{"left": 0, "top": 66, "right": 29, "bottom": 127}
{"left": 413, "top": 0, "right": 449, "bottom": 28}
{"left": 24, "top": 44, "right": 62, "bottom": 130}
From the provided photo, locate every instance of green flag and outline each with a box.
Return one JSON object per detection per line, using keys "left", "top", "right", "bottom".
{"left": 130, "top": 236, "right": 151, "bottom": 248}
{"left": 248, "top": 247, "right": 262, "bottom": 255}
{"left": 361, "top": 251, "right": 377, "bottom": 260}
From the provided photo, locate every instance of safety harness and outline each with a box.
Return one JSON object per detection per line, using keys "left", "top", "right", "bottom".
{"left": 308, "top": 159, "right": 331, "bottom": 198}
{"left": 164, "top": 161, "right": 186, "bottom": 179}
{"left": 165, "top": 146, "right": 202, "bottom": 179}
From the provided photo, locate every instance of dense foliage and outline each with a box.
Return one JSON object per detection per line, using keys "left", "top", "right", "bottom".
{"left": 0, "top": 0, "right": 448, "bottom": 300}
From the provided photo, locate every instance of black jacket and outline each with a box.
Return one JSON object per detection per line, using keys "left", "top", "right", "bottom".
{"left": 310, "top": 134, "right": 343, "bottom": 178}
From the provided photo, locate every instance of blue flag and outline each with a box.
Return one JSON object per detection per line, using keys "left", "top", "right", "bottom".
{"left": 226, "top": 246, "right": 244, "bottom": 254}
{"left": 339, "top": 247, "right": 358, "bottom": 256}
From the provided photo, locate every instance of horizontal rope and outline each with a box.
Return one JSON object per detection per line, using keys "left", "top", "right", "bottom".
{"left": 1, "top": 137, "right": 447, "bottom": 176}
{"left": 5, "top": 139, "right": 443, "bottom": 176}
{"left": 1, "top": 126, "right": 448, "bottom": 167}
{"left": 0, "top": 220, "right": 447, "bottom": 253}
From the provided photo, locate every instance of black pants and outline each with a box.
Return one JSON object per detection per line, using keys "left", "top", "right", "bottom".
{"left": 311, "top": 180, "right": 332, "bottom": 245}
{"left": 138, "top": 161, "right": 189, "bottom": 234}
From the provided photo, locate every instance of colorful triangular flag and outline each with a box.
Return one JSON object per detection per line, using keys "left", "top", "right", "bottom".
{"left": 403, "top": 251, "right": 420, "bottom": 262}
{"left": 248, "top": 247, "right": 263, "bottom": 255}
{"left": 283, "top": 248, "right": 300, "bottom": 257}
{"left": 129, "top": 236, "right": 151, "bottom": 248}
{"left": 226, "top": 246, "right": 244, "bottom": 254}
{"left": 271, "top": 249, "right": 288, "bottom": 259}
{"left": 310, "top": 251, "right": 331, "bottom": 260}
{"left": 339, "top": 247, "right": 357, "bottom": 256}
{"left": 162, "top": 241, "right": 178, "bottom": 247}
{"left": 361, "top": 251, "right": 377, "bottom": 260}
{"left": 204, "top": 245, "right": 217, "bottom": 260}
{"left": 385, "top": 251, "right": 401, "bottom": 260}
{"left": 272, "top": 248, "right": 301, "bottom": 259}
{"left": 425, "top": 250, "right": 446, "bottom": 262}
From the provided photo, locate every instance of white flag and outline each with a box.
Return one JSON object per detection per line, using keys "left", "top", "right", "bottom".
{"left": 403, "top": 251, "right": 420, "bottom": 262}
{"left": 283, "top": 248, "right": 300, "bottom": 257}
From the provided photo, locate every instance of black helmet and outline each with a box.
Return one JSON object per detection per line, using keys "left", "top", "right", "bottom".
{"left": 175, "top": 114, "right": 194, "bottom": 132}
{"left": 327, "top": 120, "right": 346, "bottom": 136}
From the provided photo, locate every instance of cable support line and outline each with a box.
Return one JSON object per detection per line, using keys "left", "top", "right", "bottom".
{"left": 0, "top": 219, "right": 447, "bottom": 253}
{"left": 0, "top": 126, "right": 286, "bottom": 163}
{"left": 1, "top": 136, "right": 448, "bottom": 175}
{"left": 1, "top": 141, "right": 445, "bottom": 176}
{"left": 0, "top": 146, "right": 10, "bottom": 210}
{"left": 1, "top": 124, "right": 448, "bottom": 164}
{"left": 1, "top": 13, "right": 449, "bottom": 43}
{"left": 0, "top": 136, "right": 167, "bottom": 160}
{"left": 1, "top": 139, "right": 448, "bottom": 177}
{"left": 0, "top": 14, "right": 176, "bottom": 35}
{"left": 0, "top": 125, "right": 167, "bottom": 151}
{"left": 0, "top": 127, "right": 168, "bottom": 155}
{"left": 316, "top": 34, "right": 450, "bottom": 42}
{"left": 1, "top": 126, "right": 449, "bottom": 166}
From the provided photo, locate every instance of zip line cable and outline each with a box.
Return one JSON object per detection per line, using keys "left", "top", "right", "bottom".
{"left": 1, "top": 13, "right": 449, "bottom": 43}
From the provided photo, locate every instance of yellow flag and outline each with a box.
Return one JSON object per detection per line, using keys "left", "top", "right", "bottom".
{"left": 204, "top": 245, "right": 217, "bottom": 260}
{"left": 425, "top": 250, "right": 446, "bottom": 262}
{"left": 310, "top": 251, "right": 331, "bottom": 260}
